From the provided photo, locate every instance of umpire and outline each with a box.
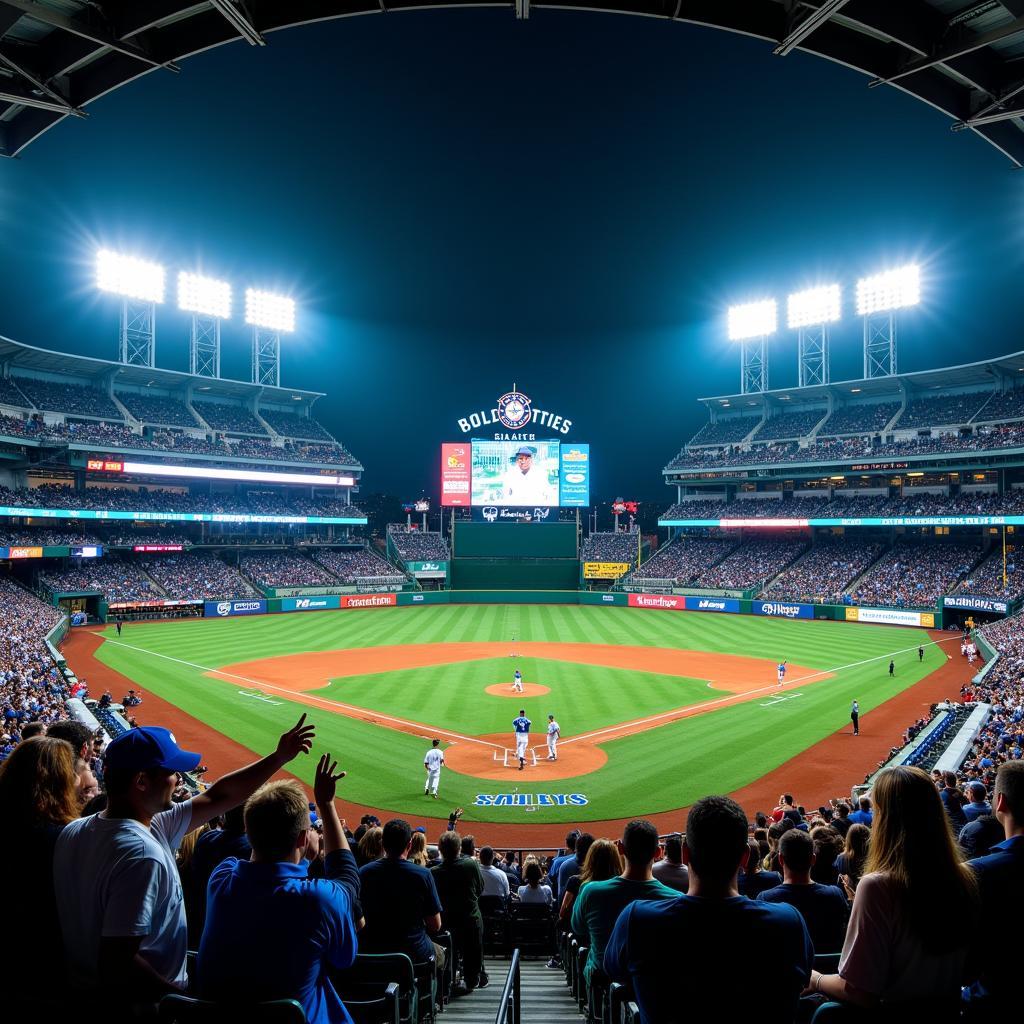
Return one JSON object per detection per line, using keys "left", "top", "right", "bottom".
{"left": 850, "top": 699, "right": 860, "bottom": 736}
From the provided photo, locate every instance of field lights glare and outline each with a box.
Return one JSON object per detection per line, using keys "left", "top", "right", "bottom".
{"left": 96, "top": 249, "right": 165, "bottom": 303}
{"left": 245, "top": 288, "right": 295, "bottom": 332}
{"left": 727, "top": 299, "right": 777, "bottom": 341}
{"left": 177, "top": 272, "right": 232, "bottom": 319}
{"left": 856, "top": 264, "right": 921, "bottom": 316}
{"left": 787, "top": 284, "right": 841, "bottom": 329}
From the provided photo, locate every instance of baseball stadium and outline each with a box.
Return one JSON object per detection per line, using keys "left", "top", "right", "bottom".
{"left": 1, "top": 3, "right": 1022, "bottom": 1023}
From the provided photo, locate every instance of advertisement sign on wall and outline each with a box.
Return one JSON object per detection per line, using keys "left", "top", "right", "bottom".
{"left": 845, "top": 607, "right": 935, "bottom": 628}
{"left": 282, "top": 596, "right": 342, "bottom": 612}
{"left": 406, "top": 561, "right": 449, "bottom": 578}
{"left": 583, "top": 562, "right": 632, "bottom": 579}
{"left": 752, "top": 601, "right": 814, "bottom": 619}
{"left": 339, "top": 593, "right": 398, "bottom": 609}
{"left": 472, "top": 505, "right": 557, "bottom": 523}
{"left": 205, "top": 599, "right": 267, "bottom": 618}
{"left": 559, "top": 444, "right": 591, "bottom": 507}
{"left": 684, "top": 596, "right": 741, "bottom": 614}
{"left": 627, "top": 593, "right": 685, "bottom": 610}
{"left": 440, "top": 443, "right": 471, "bottom": 506}
{"left": 943, "top": 595, "right": 1009, "bottom": 614}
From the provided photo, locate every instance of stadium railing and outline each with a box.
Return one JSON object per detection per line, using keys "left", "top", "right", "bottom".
{"left": 933, "top": 703, "right": 993, "bottom": 774}
{"left": 494, "top": 949, "right": 521, "bottom": 1024}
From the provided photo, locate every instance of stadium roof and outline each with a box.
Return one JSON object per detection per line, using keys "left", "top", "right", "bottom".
{"left": 700, "top": 349, "right": 1024, "bottom": 410}
{"left": 5, "top": 2, "right": 1024, "bottom": 163}
{"left": 0, "top": 334, "right": 324, "bottom": 403}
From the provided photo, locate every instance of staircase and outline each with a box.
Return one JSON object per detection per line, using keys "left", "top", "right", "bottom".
{"left": 440, "top": 957, "right": 581, "bottom": 1024}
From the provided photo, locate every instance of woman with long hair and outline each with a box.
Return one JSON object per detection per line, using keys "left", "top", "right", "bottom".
{"left": 408, "top": 830, "right": 428, "bottom": 867}
{"left": 0, "top": 736, "right": 80, "bottom": 994}
{"left": 517, "top": 859, "right": 553, "bottom": 904}
{"left": 808, "top": 766, "right": 978, "bottom": 1010}
{"left": 833, "top": 822, "right": 871, "bottom": 892}
{"left": 558, "top": 838, "right": 623, "bottom": 923}
{"left": 356, "top": 825, "right": 383, "bottom": 865}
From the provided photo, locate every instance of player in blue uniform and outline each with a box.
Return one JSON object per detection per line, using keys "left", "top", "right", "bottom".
{"left": 777, "top": 661, "right": 787, "bottom": 687}
{"left": 513, "top": 710, "right": 531, "bottom": 770}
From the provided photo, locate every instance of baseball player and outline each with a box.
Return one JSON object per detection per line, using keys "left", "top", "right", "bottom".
{"left": 777, "top": 661, "right": 787, "bottom": 687}
{"left": 513, "top": 668, "right": 524, "bottom": 693}
{"left": 546, "top": 714, "right": 560, "bottom": 761}
{"left": 423, "top": 738, "right": 444, "bottom": 798}
{"left": 512, "top": 709, "right": 531, "bottom": 771}
{"left": 850, "top": 700, "right": 860, "bottom": 736}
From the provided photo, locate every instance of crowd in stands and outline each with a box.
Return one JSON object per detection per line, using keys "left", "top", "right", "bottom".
{"left": 848, "top": 539, "right": 982, "bottom": 609}
{"left": 0, "top": 527, "right": 101, "bottom": 547}
{"left": 975, "top": 389, "right": 1024, "bottom": 423}
{"left": 629, "top": 537, "right": 738, "bottom": 583}
{"left": 753, "top": 409, "right": 827, "bottom": 441}
{"left": 13, "top": 377, "right": 122, "bottom": 420}
{"left": 388, "top": 529, "right": 451, "bottom": 561}
{"left": 954, "top": 550, "right": 1024, "bottom": 601}
{"left": 689, "top": 538, "right": 807, "bottom": 589}
{"left": 819, "top": 402, "right": 900, "bottom": 436}
{"left": 580, "top": 531, "right": 638, "bottom": 564}
{"left": 312, "top": 547, "right": 406, "bottom": 583}
{"left": 259, "top": 409, "right": 335, "bottom": 442}
{"left": 140, "top": 553, "right": 259, "bottom": 601}
{"left": 967, "top": 616, "right": 1024, "bottom": 780}
{"left": 765, "top": 539, "right": 885, "bottom": 604}
{"left": 899, "top": 391, "right": 991, "bottom": 429}
{"left": 687, "top": 415, "right": 760, "bottom": 446}
{"left": 239, "top": 552, "right": 338, "bottom": 588}
{"left": 115, "top": 392, "right": 198, "bottom": 428}
{"left": 39, "top": 558, "right": 161, "bottom": 603}
{"left": 0, "top": 376, "right": 29, "bottom": 407}
{"left": 193, "top": 402, "right": 268, "bottom": 435}
{"left": 104, "top": 531, "right": 191, "bottom": 547}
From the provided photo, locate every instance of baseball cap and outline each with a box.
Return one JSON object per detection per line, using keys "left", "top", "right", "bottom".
{"left": 513, "top": 446, "right": 536, "bottom": 457}
{"left": 414, "top": 826, "right": 427, "bottom": 833}
{"left": 103, "top": 726, "right": 201, "bottom": 775}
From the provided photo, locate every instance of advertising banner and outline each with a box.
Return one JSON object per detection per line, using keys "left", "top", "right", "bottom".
{"left": 339, "top": 593, "right": 398, "bottom": 609}
{"left": 583, "top": 562, "right": 632, "bottom": 579}
{"left": 282, "top": 595, "right": 342, "bottom": 612}
{"left": 441, "top": 443, "right": 471, "bottom": 507}
{"left": 845, "top": 607, "right": 935, "bottom": 628}
{"left": 752, "top": 600, "right": 814, "bottom": 619}
{"left": 627, "top": 593, "right": 685, "bottom": 610}
{"left": 659, "top": 513, "right": 1024, "bottom": 530}
{"left": 684, "top": 596, "right": 741, "bottom": 614}
{"left": 109, "top": 599, "right": 203, "bottom": 610}
{"left": 6, "top": 546, "right": 43, "bottom": 559}
{"left": 406, "top": 561, "right": 449, "bottom": 576}
{"left": 943, "top": 595, "right": 1009, "bottom": 615}
{"left": 72, "top": 546, "right": 102, "bottom": 558}
{"left": 559, "top": 444, "right": 590, "bottom": 507}
{"left": 204, "top": 599, "right": 267, "bottom": 618}
{"left": 472, "top": 505, "right": 557, "bottom": 523}
{"left": 133, "top": 544, "right": 184, "bottom": 552}
{"left": 0, "top": 505, "right": 366, "bottom": 526}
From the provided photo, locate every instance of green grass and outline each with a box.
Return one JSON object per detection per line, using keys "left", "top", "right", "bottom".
{"left": 93, "top": 606, "right": 947, "bottom": 823}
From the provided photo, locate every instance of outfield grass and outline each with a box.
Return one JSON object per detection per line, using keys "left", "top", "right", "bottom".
{"left": 94, "top": 606, "right": 948, "bottom": 823}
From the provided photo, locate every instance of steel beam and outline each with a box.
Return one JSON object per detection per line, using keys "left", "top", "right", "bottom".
{"left": 774, "top": 0, "right": 850, "bottom": 57}
{"left": 209, "top": 0, "right": 265, "bottom": 46}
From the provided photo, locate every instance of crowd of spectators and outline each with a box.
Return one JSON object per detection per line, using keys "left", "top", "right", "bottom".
{"left": 0, "top": 376, "right": 30, "bottom": 407}
{"left": 193, "top": 402, "right": 269, "bottom": 435}
{"left": 0, "top": 527, "right": 102, "bottom": 547}
{"left": 115, "top": 392, "right": 198, "bottom": 428}
{"left": 898, "top": 391, "right": 991, "bottom": 429}
{"left": 847, "top": 539, "right": 982, "bottom": 609}
{"left": 687, "top": 415, "right": 761, "bottom": 446}
{"left": 38, "top": 558, "right": 161, "bottom": 603}
{"left": 629, "top": 538, "right": 738, "bottom": 583}
{"left": 388, "top": 528, "right": 451, "bottom": 561}
{"left": 819, "top": 402, "right": 900, "bottom": 436}
{"left": 954, "top": 550, "right": 1024, "bottom": 601}
{"left": 689, "top": 538, "right": 808, "bottom": 589}
{"left": 239, "top": 552, "right": 338, "bottom": 588}
{"left": 259, "top": 409, "right": 336, "bottom": 442}
{"left": 752, "top": 409, "right": 828, "bottom": 441}
{"left": 12, "top": 377, "right": 122, "bottom": 420}
{"left": 580, "top": 531, "right": 638, "bottom": 564}
{"left": 312, "top": 548, "right": 406, "bottom": 583}
{"left": 974, "top": 389, "right": 1024, "bottom": 423}
{"left": 765, "top": 539, "right": 885, "bottom": 604}
{"left": 139, "top": 553, "right": 259, "bottom": 601}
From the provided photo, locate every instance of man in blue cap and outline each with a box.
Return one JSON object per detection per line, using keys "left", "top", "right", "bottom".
{"left": 53, "top": 713, "right": 316, "bottom": 1002}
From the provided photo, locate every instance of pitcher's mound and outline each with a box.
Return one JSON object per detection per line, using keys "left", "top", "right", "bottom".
{"left": 485, "top": 682, "right": 550, "bottom": 697}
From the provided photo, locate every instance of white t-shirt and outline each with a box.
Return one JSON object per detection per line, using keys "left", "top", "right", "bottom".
{"left": 517, "top": 883, "right": 552, "bottom": 905}
{"left": 502, "top": 466, "right": 555, "bottom": 506}
{"left": 424, "top": 748, "right": 444, "bottom": 772}
{"left": 481, "top": 863, "right": 510, "bottom": 898}
{"left": 53, "top": 801, "right": 193, "bottom": 989}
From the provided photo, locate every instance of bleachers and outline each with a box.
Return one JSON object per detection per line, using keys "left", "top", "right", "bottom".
{"left": 117, "top": 391, "right": 198, "bottom": 428}
{"left": 260, "top": 408, "right": 335, "bottom": 442}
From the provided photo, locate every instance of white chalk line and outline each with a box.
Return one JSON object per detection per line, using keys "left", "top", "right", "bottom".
{"left": 560, "top": 633, "right": 965, "bottom": 746}
{"left": 99, "top": 638, "right": 502, "bottom": 750}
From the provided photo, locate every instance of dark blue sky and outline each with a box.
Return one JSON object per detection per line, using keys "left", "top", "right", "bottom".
{"left": 1, "top": 11, "right": 1022, "bottom": 501}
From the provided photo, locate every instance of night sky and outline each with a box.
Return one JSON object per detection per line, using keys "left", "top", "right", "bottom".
{"left": 1, "top": 11, "right": 1023, "bottom": 505}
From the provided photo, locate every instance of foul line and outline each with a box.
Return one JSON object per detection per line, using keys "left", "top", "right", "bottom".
{"left": 99, "top": 638, "right": 503, "bottom": 750}
{"left": 561, "top": 633, "right": 965, "bottom": 746}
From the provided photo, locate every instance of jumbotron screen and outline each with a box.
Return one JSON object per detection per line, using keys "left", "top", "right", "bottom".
{"left": 441, "top": 440, "right": 590, "bottom": 507}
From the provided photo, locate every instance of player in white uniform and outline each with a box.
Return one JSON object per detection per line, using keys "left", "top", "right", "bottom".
{"left": 513, "top": 669, "right": 524, "bottom": 693}
{"left": 777, "top": 661, "right": 787, "bottom": 687}
{"left": 512, "top": 710, "right": 531, "bottom": 770}
{"left": 423, "top": 738, "right": 444, "bottom": 798}
{"left": 546, "top": 714, "right": 560, "bottom": 761}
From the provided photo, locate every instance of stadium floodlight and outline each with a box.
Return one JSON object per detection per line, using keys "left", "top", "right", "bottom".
{"left": 177, "top": 272, "right": 232, "bottom": 320}
{"left": 787, "top": 284, "right": 841, "bottom": 329}
{"left": 727, "top": 299, "right": 777, "bottom": 341}
{"left": 855, "top": 264, "right": 920, "bottom": 316}
{"left": 96, "top": 249, "right": 165, "bottom": 303}
{"left": 245, "top": 288, "right": 296, "bottom": 332}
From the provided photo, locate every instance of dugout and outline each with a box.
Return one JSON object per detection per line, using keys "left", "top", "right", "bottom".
{"left": 450, "top": 521, "right": 580, "bottom": 590}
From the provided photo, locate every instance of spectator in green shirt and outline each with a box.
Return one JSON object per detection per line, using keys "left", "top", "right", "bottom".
{"left": 431, "top": 830, "right": 488, "bottom": 994}
{"left": 570, "top": 820, "right": 679, "bottom": 984}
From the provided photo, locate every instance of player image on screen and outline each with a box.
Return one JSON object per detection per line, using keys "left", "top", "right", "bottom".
{"left": 472, "top": 440, "right": 560, "bottom": 506}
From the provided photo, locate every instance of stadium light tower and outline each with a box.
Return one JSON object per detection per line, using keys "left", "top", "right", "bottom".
{"left": 96, "top": 249, "right": 165, "bottom": 367}
{"left": 727, "top": 299, "right": 777, "bottom": 394}
{"left": 178, "top": 272, "right": 231, "bottom": 379}
{"left": 245, "top": 288, "right": 295, "bottom": 387}
{"left": 788, "top": 284, "right": 841, "bottom": 388}
{"left": 856, "top": 264, "right": 920, "bottom": 378}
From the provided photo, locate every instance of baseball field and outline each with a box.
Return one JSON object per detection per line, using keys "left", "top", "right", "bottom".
{"left": 68, "top": 603, "right": 970, "bottom": 839}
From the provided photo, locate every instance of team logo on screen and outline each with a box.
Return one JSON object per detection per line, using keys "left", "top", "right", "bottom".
{"left": 497, "top": 391, "right": 532, "bottom": 429}
{"left": 483, "top": 506, "right": 499, "bottom": 522}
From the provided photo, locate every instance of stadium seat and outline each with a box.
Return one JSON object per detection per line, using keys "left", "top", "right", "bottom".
{"left": 606, "top": 981, "right": 634, "bottom": 1024}
{"left": 587, "top": 968, "right": 610, "bottom": 1024}
{"left": 332, "top": 953, "right": 418, "bottom": 1024}
{"left": 576, "top": 944, "right": 590, "bottom": 1013}
{"left": 158, "top": 994, "right": 306, "bottom": 1024}
{"left": 343, "top": 982, "right": 401, "bottom": 1024}
{"left": 480, "top": 894, "right": 511, "bottom": 954}
{"left": 509, "top": 901, "right": 554, "bottom": 956}
{"left": 410, "top": 957, "right": 438, "bottom": 1023}
{"left": 621, "top": 1001, "right": 642, "bottom": 1024}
